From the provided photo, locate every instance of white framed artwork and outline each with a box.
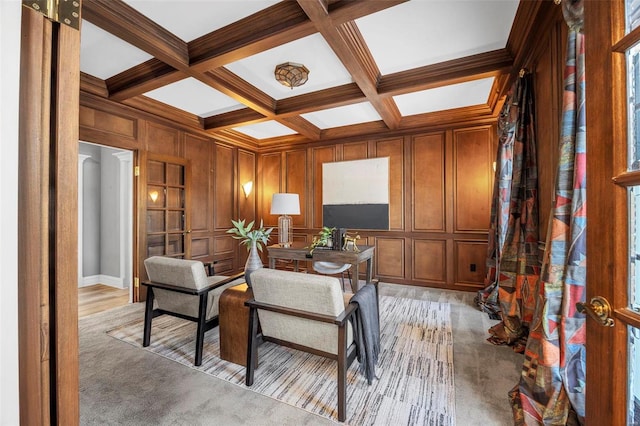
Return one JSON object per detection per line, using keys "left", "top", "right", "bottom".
{"left": 322, "top": 157, "right": 390, "bottom": 230}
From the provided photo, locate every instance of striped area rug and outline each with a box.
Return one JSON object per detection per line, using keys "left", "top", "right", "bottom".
{"left": 107, "top": 296, "right": 455, "bottom": 425}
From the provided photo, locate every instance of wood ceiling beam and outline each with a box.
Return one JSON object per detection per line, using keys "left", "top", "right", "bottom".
{"left": 297, "top": 1, "right": 401, "bottom": 129}
{"left": 80, "top": 72, "right": 108, "bottom": 97}
{"left": 377, "top": 49, "right": 514, "bottom": 97}
{"left": 203, "top": 68, "right": 275, "bottom": 117}
{"left": 122, "top": 96, "right": 205, "bottom": 129}
{"left": 280, "top": 116, "right": 322, "bottom": 140}
{"left": 203, "top": 108, "right": 268, "bottom": 130}
{"left": 189, "top": 2, "right": 316, "bottom": 71}
{"left": 326, "top": 0, "right": 408, "bottom": 26}
{"left": 335, "top": 22, "right": 402, "bottom": 128}
{"left": 107, "top": 59, "right": 185, "bottom": 101}
{"left": 276, "top": 83, "right": 365, "bottom": 115}
{"left": 83, "top": 0, "right": 189, "bottom": 70}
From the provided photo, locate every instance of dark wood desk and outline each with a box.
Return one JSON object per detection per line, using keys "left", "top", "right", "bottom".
{"left": 266, "top": 242, "right": 375, "bottom": 293}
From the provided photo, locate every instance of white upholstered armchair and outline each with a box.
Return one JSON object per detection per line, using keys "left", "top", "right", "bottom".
{"left": 244, "top": 268, "right": 379, "bottom": 422}
{"left": 142, "top": 256, "right": 244, "bottom": 366}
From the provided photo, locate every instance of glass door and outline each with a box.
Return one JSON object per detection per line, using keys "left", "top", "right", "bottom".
{"left": 145, "top": 154, "right": 191, "bottom": 259}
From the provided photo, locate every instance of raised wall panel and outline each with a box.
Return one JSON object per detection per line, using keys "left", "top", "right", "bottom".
{"left": 454, "top": 240, "right": 487, "bottom": 287}
{"left": 185, "top": 133, "right": 213, "bottom": 233}
{"left": 214, "top": 258, "right": 234, "bottom": 274}
{"left": 259, "top": 153, "right": 283, "bottom": 227}
{"left": 238, "top": 150, "right": 256, "bottom": 225}
{"left": 214, "top": 235, "right": 234, "bottom": 254}
{"left": 375, "top": 237, "right": 405, "bottom": 279}
{"left": 145, "top": 122, "right": 181, "bottom": 157}
{"left": 343, "top": 141, "right": 368, "bottom": 161}
{"left": 453, "top": 126, "right": 493, "bottom": 232}
{"left": 412, "top": 239, "right": 446, "bottom": 283}
{"left": 79, "top": 106, "right": 137, "bottom": 139}
{"left": 214, "top": 144, "right": 234, "bottom": 230}
{"left": 311, "top": 146, "right": 336, "bottom": 228}
{"left": 535, "top": 19, "right": 565, "bottom": 243}
{"left": 191, "top": 237, "right": 210, "bottom": 258}
{"left": 412, "top": 133, "right": 445, "bottom": 232}
{"left": 285, "top": 149, "right": 307, "bottom": 228}
{"left": 375, "top": 138, "right": 404, "bottom": 230}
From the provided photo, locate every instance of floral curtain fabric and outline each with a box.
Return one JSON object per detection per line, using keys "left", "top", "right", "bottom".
{"left": 475, "top": 71, "right": 540, "bottom": 353}
{"left": 510, "top": 0, "right": 587, "bottom": 424}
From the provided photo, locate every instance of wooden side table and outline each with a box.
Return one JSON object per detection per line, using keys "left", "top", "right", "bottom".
{"left": 219, "top": 283, "right": 257, "bottom": 367}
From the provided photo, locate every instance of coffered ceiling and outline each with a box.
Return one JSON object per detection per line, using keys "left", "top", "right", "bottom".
{"left": 79, "top": 0, "right": 535, "bottom": 149}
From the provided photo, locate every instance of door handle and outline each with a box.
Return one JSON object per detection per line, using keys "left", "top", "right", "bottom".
{"left": 576, "top": 296, "right": 615, "bottom": 327}
{"left": 183, "top": 229, "right": 192, "bottom": 235}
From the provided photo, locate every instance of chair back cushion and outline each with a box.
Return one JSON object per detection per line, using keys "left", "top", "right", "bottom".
{"left": 249, "top": 268, "right": 352, "bottom": 354}
{"left": 144, "top": 256, "right": 209, "bottom": 290}
{"left": 144, "top": 256, "right": 239, "bottom": 319}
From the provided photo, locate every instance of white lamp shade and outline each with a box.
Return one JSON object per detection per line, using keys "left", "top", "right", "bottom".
{"left": 270, "top": 193, "right": 300, "bottom": 215}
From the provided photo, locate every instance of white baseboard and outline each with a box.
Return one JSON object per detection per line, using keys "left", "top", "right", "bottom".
{"left": 80, "top": 274, "right": 125, "bottom": 289}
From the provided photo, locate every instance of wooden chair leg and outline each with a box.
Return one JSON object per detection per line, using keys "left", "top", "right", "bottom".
{"left": 245, "top": 307, "right": 259, "bottom": 386}
{"left": 337, "top": 323, "right": 347, "bottom": 422}
{"left": 194, "top": 293, "right": 208, "bottom": 366}
{"left": 143, "top": 287, "right": 155, "bottom": 347}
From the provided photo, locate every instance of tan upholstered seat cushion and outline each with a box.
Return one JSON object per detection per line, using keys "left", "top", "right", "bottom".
{"left": 249, "top": 268, "right": 354, "bottom": 354}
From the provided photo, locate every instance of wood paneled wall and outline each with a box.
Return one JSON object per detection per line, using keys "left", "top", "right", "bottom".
{"left": 79, "top": 10, "right": 566, "bottom": 291}
{"left": 258, "top": 126, "right": 496, "bottom": 290}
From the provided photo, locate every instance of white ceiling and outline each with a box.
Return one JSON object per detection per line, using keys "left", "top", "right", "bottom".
{"left": 79, "top": 0, "right": 520, "bottom": 140}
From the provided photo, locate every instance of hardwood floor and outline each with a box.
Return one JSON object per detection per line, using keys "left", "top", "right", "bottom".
{"left": 78, "top": 284, "right": 130, "bottom": 319}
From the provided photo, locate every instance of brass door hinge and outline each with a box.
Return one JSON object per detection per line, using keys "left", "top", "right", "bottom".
{"left": 22, "top": 0, "right": 81, "bottom": 30}
{"left": 134, "top": 166, "right": 140, "bottom": 177}
{"left": 134, "top": 277, "right": 139, "bottom": 288}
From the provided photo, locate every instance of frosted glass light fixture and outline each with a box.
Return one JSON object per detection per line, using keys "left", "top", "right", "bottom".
{"left": 270, "top": 193, "right": 300, "bottom": 247}
{"left": 242, "top": 181, "right": 253, "bottom": 198}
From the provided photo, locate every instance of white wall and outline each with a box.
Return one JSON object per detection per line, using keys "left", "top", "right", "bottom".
{"left": 0, "top": 1, "right": 22, "bottom": 424}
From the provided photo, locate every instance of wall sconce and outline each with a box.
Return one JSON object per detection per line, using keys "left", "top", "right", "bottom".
{"left": 270, "top": 193, "right": 300, "bottom": 247}
{"left": 149, "top": 190, "right": 159, "bottom": 203}
{"left": 242, "top": 181, "right": 253, "bottom": 198}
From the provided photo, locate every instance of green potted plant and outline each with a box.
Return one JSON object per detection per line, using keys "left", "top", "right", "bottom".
{"left": 227, "top": 219, "right": 273, "bottom": 285}
{"left": 309, "top": 226, "right": 336, "bottom": 254}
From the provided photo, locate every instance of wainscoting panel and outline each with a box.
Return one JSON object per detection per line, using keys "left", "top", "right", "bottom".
{"left": 412, "top": 133, "right": 445, "bottom": 232}
{"left": 311, "top": 145, "right": 336, "bottom": 229}
{"left": 185, "top": 133, "right": 213, "bottom": 234}
{"left": 145, "top": 121, "right": 181, "bottom": 157}
{"left": 191, "top": 237, "right": 211, "bottom": 259}
{"left": 375, "top": 237, "right": 405, "bottom": 279}
{"left": 214, "top": 235, "right": 236, "bottom": 274}
{"left": 342, "top": 141, "right": 368, "bottom": 161}
{"left": 453, "top": 126, "right": 493, "bottom": 233}
{"left": 79, "top": 106, "right": 139, "bottom": 149}
{"left": 286, "top": 149, "right": 308, "bottom": 228}
{"left": 412, "top": 239, "right": 446, "bottom": 284}
{"left": 259, "top": 152, "right": 283, "bottom": 228}
{"left": 454, "top": 240, "right": 487, "bottom": 288}
{"left": 375, "top": 138, "right": 404, "bottom": 231}
{"left": 214, "top": 144, "right": 234, "bottom": 231}
{"left": 79, "top": 105, "right": 137, "bottom": 140}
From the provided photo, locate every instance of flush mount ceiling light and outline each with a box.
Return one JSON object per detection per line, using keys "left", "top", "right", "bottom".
{"left": 274, "top": 62, "right": 309, "bottom": 89}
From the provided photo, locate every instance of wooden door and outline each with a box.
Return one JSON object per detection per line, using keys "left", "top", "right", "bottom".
{"left": 139, "top": 153, "right": 192, "bottom": 296}
{"left": 585, "top": 1, "right": 640, "bottom": 424}
{"left": 17, "top": 5, "right": 81, "bottom": 424}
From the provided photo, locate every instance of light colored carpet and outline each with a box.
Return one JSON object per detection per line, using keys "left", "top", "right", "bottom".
{"left": 107, "top": 295, "right": 455, "bottom": 425}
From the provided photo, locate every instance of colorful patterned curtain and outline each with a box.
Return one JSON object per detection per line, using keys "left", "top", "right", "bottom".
{"left": 510, "top": 0, "right": 587, "bottom": 424}
{"left": 475, "top": 71, "right": 540, "bottom": 354}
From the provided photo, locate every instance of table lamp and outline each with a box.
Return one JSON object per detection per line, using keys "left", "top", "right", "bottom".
{"left": 270, "top": 193, "right": 300, "bottom": 247}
